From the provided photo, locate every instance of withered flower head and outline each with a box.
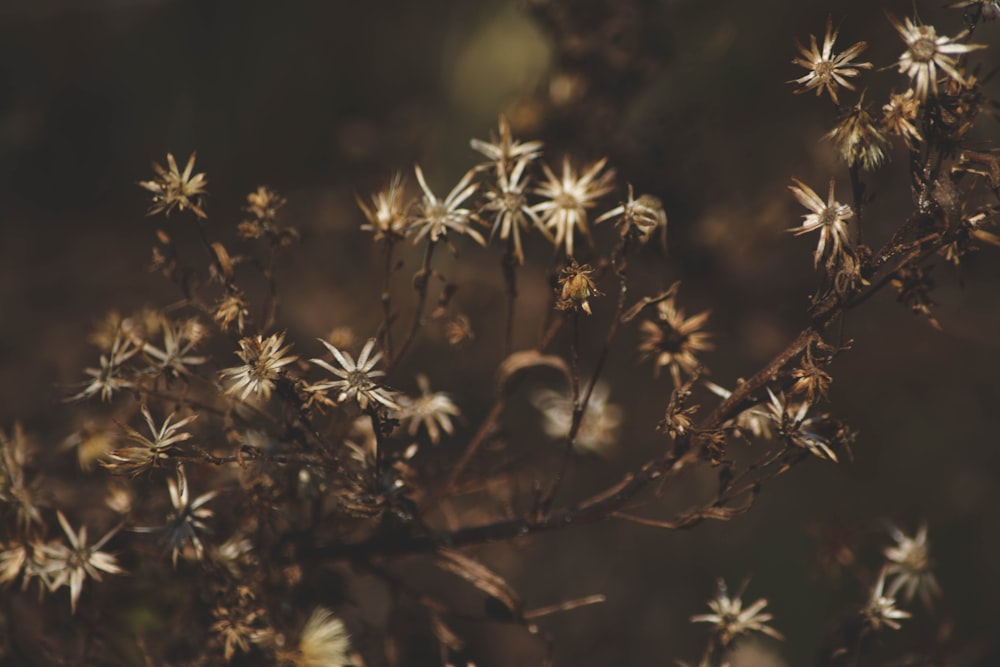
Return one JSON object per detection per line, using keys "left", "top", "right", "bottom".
{"left": 825, "top": 99, "right": 888, "bottom": 171}
{"left": 481, "top": 158, "right": 547, "bottom": 264}
{"left": 556, "top": 260, "right": 601, "bottom": 315}
{"left": 531, "top": 380, "right": 622, "bottom": 457}
{"left": 104, "top": 405, "right": 196, "bottom": 476}
{"left": 888, "top": 14, "right": 985, "bottom": 100}
{"left": 790, "top": 358, "right": 832, "bottom": 404}
{"left": 946, "top": 0, "right": 1000, "bottom": 23}
{"left": 788, "top": 178, "right": 854, "bottom": 267}
{"left": 309, "top": 338, "right": 399, "bottom": 411}
{"left": 863, "top": 568, "right": 911, "bottom": 631}
{"left": 691, "top": 578, "right": 784, "bottom": 647}
{"left": 765, "top": 389, "right": 839, "bottom": 462}
{"left": 358, "top": 171, "right": 410, "bottom": 242}
{"left": 138, "top": 152, "right": 208, "bottom": 219}
{"left": 213, "top": 292, "right": 250, "bottom": 334}
{"left": 72, "top": 330, "right": 138, "bottom": 402}
{"left": 884, "top": 523, "right": 941, "bottom": 607}
{"left": 638, "top": 293, "right": 713, "bottom": 387}
{"left": 221, "top": 332, "right": 298, "bottom": 402}
{"left": 882, "top": 89, "right": 923, "bottom": 148}
{"left": 40, "top": 511, "right": 123, "bottom": 614}
{"left": 141, "top": 318, "right": 208, "bottom": 378}
{"left": 595, "top": 183, "right": 667, "bottom": 245}
{"left": 470, "top": 114, "right": 543, "bottom": 169}
{"left": 532, "top": 157, "right": 615, "bottom": 257}
{"left": 295, "top": 607, "right": 352, "bottom": 667}
{"left": 133, "top": 465, "right": 217, "bottom": 567}
{"left": 244, "top": 185, "right": 286, "bottom": 223}
{"left": 397, "top": 374, "right": 461, "bottom": 445}
{"left": 790, "top": 18, "right": 872, "bottom": 105}
{"left": 444, "top": 314, "right": 475, "bottom": 346}
{"left": 410, "top": 165, "right": 483, "bottom": 246}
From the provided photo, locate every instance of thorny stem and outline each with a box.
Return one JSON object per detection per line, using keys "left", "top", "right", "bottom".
{"left": 390, "top": 239, "right": 437, "bottom": 373}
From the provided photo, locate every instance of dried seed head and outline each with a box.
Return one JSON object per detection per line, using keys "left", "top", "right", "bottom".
{"left": 556, "top": 261, "right": 601, "bottom": 315}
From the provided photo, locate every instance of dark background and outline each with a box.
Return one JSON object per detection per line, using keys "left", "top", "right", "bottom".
{"left": 2, "top": 0, "right": 999, "bottom": 665}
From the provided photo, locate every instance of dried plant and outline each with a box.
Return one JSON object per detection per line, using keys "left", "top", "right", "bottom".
{"left": 3, "top": 4, "right": 998, "bottom": 666}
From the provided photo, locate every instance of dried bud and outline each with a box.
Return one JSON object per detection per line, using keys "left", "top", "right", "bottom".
{"left": 556, "top": 261, "right": 601, "bottom": 315}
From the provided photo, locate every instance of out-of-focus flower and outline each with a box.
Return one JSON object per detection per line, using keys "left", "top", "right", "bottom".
{"left": 40, "top": 511, "right": 123, "bottom": 614}
{"left": 444, "top": 314, "right": 475, "bottom": 346}
{"left": 531, "top": 380, "right": 623, "bottom": 457}
{"left": 470, "top": 115, "right": 543, "bottom": 169}
{"left": 790, "top": 18, "right": 872, "bottom": 105}
{"left": 704, "top": 382, "right": 772, "bottom": 439}
{"left": 295, "top": 607, "right": 352, "bottom": 667}
{"left": 888, "top": 15, "right": 984, "bottom": 100}
{"left": 397, "top": 374, "right": 461, "bottom": 444}
{"left": 863, "top": 568, "right": 911, "bottom": 631}
{"left": 221, "top": 333, "right": 298, "bottom": 402}
{"left": 691, "top": 578, "right": 784, "bottom": 647}
{"left": 358, "top": 171, "right": 410, "bottom": 242}
{"left": 310, "top": 338, "right": 399, "bottom": 411}
{"left": 0, "top": 423, "right": 43, "bottom": 529}
{"left": 595, "top": 184, "right": 667, "bottom": 245}
{"left": 884, "top": 523, "right": 941, "bottom": 607}
{"left": 409, "top": 165, "right": 483, "bottom": 246}
{"left": 532, "top": 157, "right": 615, "bottom": 257}
{"left": 826, "top": 99, "right": 888, "bottom": 171}
{"left": 946, "top": 0, "right": 1000, "bottom": 22}
{"left": 787, "top": 179, "right": 854, "bottom": 267}
{"left": 213, "top": 293, "right": 250, "bottom": 334}
{"left": 142, "top": 318, "right": 207, "bottom": 378}
{"left": 104, "top": 405, "right": 196, "bottom": 476}
{"left": 638, "top": 294, "right": 713, "bottom": 387}
{"left": 139, "top": 152, "right": 208, "bottom": 219}
{"left": 72, "top": 330, "right": 138, "bottom": 402}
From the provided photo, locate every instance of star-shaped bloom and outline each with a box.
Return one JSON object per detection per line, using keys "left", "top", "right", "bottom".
{"left": 531, "top": 157, "right": 615, "bottom": 257}
{"left": 888, "top": 14, "right": 985, "bottom": 100}
{"left": 309, "top": 338, "right": 399, "bottom": 411}
{"left": 409, "top": 165, "right": 483, "bottom": 246}
{"left": 787, "top": 178, "right": 853, "bottom": 267}
{"left": 40, "top": 512, "right": 123, "bottom": 614}
{"left": 790, "top": 18, "right": 872, "bottom": 105}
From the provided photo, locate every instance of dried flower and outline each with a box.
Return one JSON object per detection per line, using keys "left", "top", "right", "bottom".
{"left": 40, "top": 511, "right": 123, "bottom": 614}
{"left": 470, "top": 114, "right": 543, "bottom": 170}
{"left": 863, "top": 568, "right": 911, "bottom": 631}
{"left": 790, "top": 362, "right": 832, "bottom": 404}
{"left": 310, "top": 338, "right": 399, "bottom": 411}
{"left": 765, "top": 390, "right": 841, "bottom": 462}
{"left": 0, "top": 423, "right": 43, "bottom": 529}
{"left": 825, "top": 100, "right": 888, "bottom": 171}
{"left": 532, "top": 157, "right": 615, "bottom": 257}
{"left": 444, "top": 314, "right": 475, "bottom": 346}
{"left": 481, "top": 158, "right": 546, "bottom": 264}
{"left": 142, "top": 318, "right": 208, "bottom": 378}
{"left": 790, "top": 18, "right": 872, "bottom": 105}
{"left": 787, "top": 178, "right": 854, "bottom": 267}
{"left": 946, "top": 0, "right": 1000, "bottom": 22}
{"left": 884, "top": 523, "right": 941, "bottom": 607}
{"left": 72, "top": 330, "right": 138, "bottom": 402}
{"left": 638, "top": 294, "right": 713, "bottom": 387}
{"left": 358, "top": 171, "right": 410, "bottom": 242}
{"left": 296, "top": 607, "right": 351, "bottom": 667}
{"left": 157, "top": 465, "right": 218, "bottom": 566}
{"left": 704, "top": 382, "right": 773, "bottom": 440}
{"left": 244, "top": 185, "right": 285, "bottom": 224}
{"left": 139, "top": 152, "right": 208, "bottom": 219}
{"left": 556, "top": 260, "right": 601, "bottom": 315}
{"left": 221, "top": 332, "right": 298, "bottom": 402}
{"left": 410, "top": 165, "right": 484, "bottom": 246}
{"left": 214, "top": 293, "right": 250, "bottom": 334}
{"left": 531, "top": 380, "right": 622, "bottom": 457}
{"left": 594, "top": 184, "right": 667, "bottom": 245}
{"left": 397, "top": 374, "right": 461, "bottom": 444}
{"left": 104, "top": 405, "right": 196, "bottom": 476}
{"left": 882, "top": 89, "right": 922, "bottom": 148}
{"left": 888, "top": 14, "right": 985, "bottom": 100}
{"left": 691, "top": 578, "right": 783, "bottom": 646}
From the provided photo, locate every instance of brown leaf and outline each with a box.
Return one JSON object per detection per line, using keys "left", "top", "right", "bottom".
{"left": 436, "top": 548, "right": 523, "bottom": 620}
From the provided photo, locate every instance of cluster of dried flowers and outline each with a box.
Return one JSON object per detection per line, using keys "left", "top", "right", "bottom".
{"left": 1, "top": 5, "right": 997, "bottom": 666}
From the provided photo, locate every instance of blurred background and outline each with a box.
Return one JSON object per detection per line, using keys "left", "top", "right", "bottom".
{"left": 2, "top": 0, "right": 999, "bottom": 665}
